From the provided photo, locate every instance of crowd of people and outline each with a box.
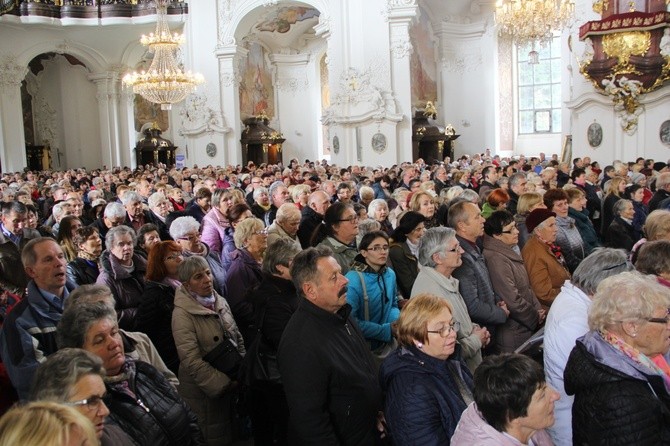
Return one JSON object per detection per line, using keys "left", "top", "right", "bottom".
{"left": 0, "top": 151, "right": 669, "bottom": 445}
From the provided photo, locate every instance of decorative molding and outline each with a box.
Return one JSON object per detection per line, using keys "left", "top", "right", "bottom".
{"left": 178, "top": 93, "right": 230, "bottom": 136}
{"left": 0, "top": 54, "right": 27, "bottom": 92}
{"left": 220, "top": 68, "right": 241, "bottom": 88}
{"left": 497, "top": 35, "right": 513, "bottom": 151}
{"left": 263, "top": 0, "right": 279, "bottom": 6}
{"left": 441, "top": 38, "right": 483, "bottom": 73}
{"left": 390, "top": 33, "right": 413, "bottom": 58}
{"left": 217, "top": 0, "right": 234, "bottom": 46}
{"left": 383, "top": 0, "right": 417, "bottom": 21}
{"left": 276, "top": 76, "right": 309, "bottom": 93}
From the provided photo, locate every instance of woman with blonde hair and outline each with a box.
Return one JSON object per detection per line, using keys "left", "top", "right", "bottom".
{"left": 410, "top": 191, "right": 438, "bottom": 228}
{"left": 291, "top": 184, "right": 311, "bottom": 210}
{"left": 602, "top": 176, "right": 627, "bottom": 233}
{"left": 0, "top": 401, "right": 98, "bottom": 446}
{"left": 515, "top": 192, "right": 546, "bottom": 250}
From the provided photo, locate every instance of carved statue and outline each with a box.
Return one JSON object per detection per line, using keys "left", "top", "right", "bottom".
{"left": 424, "top": 101, "right": 437, "bottom": 119}
{"left": 661, "top": 28, "right": 670, "bottom": 58}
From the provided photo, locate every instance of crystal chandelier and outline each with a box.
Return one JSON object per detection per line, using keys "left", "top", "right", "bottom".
{"left": 495, "top": 0, "right": 575, "bottom": 64}
{"left": 123, "top": 0, "right": 204, "bottom": 110}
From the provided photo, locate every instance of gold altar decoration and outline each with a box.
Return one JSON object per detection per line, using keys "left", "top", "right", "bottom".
{"left": 495, "top": 0, "right": 575, "bottom": 63}
{"left": 122, "top": 0, "right": 204, "bottom": 110}
{"left": 579, "top": 1, "right": 670, "bottom": 135}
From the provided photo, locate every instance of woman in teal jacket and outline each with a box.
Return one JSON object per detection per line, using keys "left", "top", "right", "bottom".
{"left": 345, "top": 231, "right": 400, "bottom": 353}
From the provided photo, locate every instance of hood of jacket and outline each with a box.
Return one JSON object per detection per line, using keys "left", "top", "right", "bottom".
{"left": 379, "top": 344, "right": 467, "bottom": 390}
{"left": 349, "top": 254, "right": 388, "bottom": 276}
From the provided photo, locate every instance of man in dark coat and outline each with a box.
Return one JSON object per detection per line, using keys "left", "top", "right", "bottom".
{"left": 278, "top": 246, "right": 383, "bottom": 445}
{"left": 297, "top": 190, "right": 330, "bottom": 248}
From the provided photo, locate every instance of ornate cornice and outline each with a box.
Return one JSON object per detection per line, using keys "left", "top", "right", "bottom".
{"left": 0, "top": 54, "right": 27, "bottom": 91}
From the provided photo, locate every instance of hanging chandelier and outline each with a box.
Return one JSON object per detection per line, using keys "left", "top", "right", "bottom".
{"left": 122, "top": 0, "right": 204, "bottom": 110}
{"left": 495, "top": 0, "right": 575, "bottom": 64}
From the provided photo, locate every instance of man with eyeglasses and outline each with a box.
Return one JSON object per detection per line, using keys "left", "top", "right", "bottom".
{"left": 245, "top": 175, "right": 264, "bottom": 207}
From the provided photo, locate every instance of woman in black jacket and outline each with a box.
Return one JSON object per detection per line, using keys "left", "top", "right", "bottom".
{"left": 136, "top": 240, "right": 184, "bottom": 375}
{"left": 388, "top": 211, "right": 426, "bottom": 300}
{"left": 66, "top": 226, "right": 102, "bottom": 286}
{"left": 564, "top": 272, "right": 670, "bottom": 445}
{"left": 604, "top": 199, "right": 639, "bottom": 251}
{"left": 245, "top": 238, "right": 302, "bottom": 446}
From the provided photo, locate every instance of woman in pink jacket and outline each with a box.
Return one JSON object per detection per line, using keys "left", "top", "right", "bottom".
{"left": 452, "top": 354, "right": 557, "bottom": 446}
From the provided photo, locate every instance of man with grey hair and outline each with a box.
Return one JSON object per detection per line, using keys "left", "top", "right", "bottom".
{"left": 121, "top": 191, "right": 148, "bottom": 233}
{"left": 448, "top": 201, "right": 508, "bottom": 350}
{"left": 543, "top": 248, "right": 633, "bottom": 445}
{"left": 506, "top": 172, "right": 528, "bottom": 215}
{"left": 265, "top": 181, "right": 290, "bottom": 226}
{"left": 90, "top": 202, "right": 126, "bottom": 245}
{"left": 278, "top": 246, "right": 382, "bottom": 445}
{"left": 50, "top": 201, "right": 74, "bottom": 236}
{"left": 411, "top": 227, "right": 489, "bottom": 371}
{"left": 0, "top": 237, "right": 76, "bottom": 399}
{"left": 146, "top": 192, "right": 172, "bottom": 241}
{"left": 0, "top": 201, "right": 41, "bottom": 297}
{"left": 267, "top": 203, "right": 302, "bottom": 251}
{"left": 649, "top": 171, "right": 670, "bottom": 211}
{"left": 298, "top": 190, "right": 330, "bottom": 248}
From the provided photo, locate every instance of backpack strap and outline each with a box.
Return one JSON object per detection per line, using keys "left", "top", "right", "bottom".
{"left": 356, "top": 271, "right": 369, "bottom": 322}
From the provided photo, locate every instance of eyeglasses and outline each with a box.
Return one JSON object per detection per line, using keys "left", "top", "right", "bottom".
{"left": 647, "top": 309, "right": 670, "bottom": 325}
{"left": 427, "top": 321, "right": 461, "bottom": 337}
{"left": 178, "top": 234, "right": 200, "bottom": 242}
{"left": 254, "top": 228, "right": 269, "bottom": 236}
{"left": 365, "top": 245, "right": 389, "bottom": 252}
{"left": 66, "top": 395, "right": 106, "bottom": 412}
{"left": 501, "top": 225, "right": 518, "bottom": 234}
{"left": 337, "top": 216, "right": 359, "bottom": 223}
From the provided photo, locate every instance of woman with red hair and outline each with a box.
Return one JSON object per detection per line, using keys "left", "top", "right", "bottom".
{"left": 481, "top": 189, "right": 510, "bottom": 219}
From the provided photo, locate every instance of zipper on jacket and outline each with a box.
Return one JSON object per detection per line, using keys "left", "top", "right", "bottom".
{"left": 136, "top": 398, "right": 150, "bottom": 413}
{"left": 344, "top": 323, "right": 352, "bottom": 335}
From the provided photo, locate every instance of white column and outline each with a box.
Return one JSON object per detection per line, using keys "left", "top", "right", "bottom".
{"left": 387, "top": 3, "right": 416, "bottom": 162}
{"left": 119, "top": 90, "right": 138, "bottom": 169}
{"left": 270, "top": 52, "right": 313, "bottom": 163}
{"left": 0, "top": 56, "right": 28, "bottom": 173}
{"left": 89, "top": 71, "right": 123, "bottom": 169}
{"left": 215, "top": 44, "right": 246, "bottom": 167}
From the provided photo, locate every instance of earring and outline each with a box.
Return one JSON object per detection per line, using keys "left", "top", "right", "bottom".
{"left": 416, "top": 342, "right": 423, "bottom": 349}
{"left": 632, "top": 332, "right": 637, "bottom": 337}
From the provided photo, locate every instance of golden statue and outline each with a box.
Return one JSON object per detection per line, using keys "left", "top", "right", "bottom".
{"left": 424, "top": 101, "right": 437, "bottom": 119}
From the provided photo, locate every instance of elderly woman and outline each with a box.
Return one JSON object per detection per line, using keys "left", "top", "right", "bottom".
{"left": 0, "top": 401, "right": 99, "bottom": 446}
{"left": 483, "top": 211, "right": 544, "bottom": 353}
{"left": 601, "top": 176, "right": 627, "bottom": 233}
{"left": 313, "top": 202, "right": 359, "bottom": 274}
{"left": 57, "top": 302, "right": 204, "bottom": 445}
{"left": 135, "top": 223, "right": 161, "bottom": 259}
{"left": 266, "top": 203, "right": 302, "bottom": 251}
{"left": 564, "top": 272, "right": 670, "bottom": 444}
{"left": 566, "top": 188, "right": 600, "bottom": 255}
{"left": 521, "top": 208, "right": 571, "bottom": 307}
{"left": 170, "top": 216, "right": 226, "bottom": 296}
{"left": 604, "top": 199, "right": 639, "bottom": 251}
{"left": 245, "top": 239, "right": 302, "bottom": 446}
{"left": 544, "top": 188, "right": 587, "bottom": 273}
{"left": 636, "top": 240, "right": 670, "bottom": 288}
{"left": 201, "top": 188, "right": 234, "bottom": 263}
{"left": 221, "top": 202, "right": 253, "bottom": 270}
{"left": 67, "top": 226, "right": 102, "bottom": 286}
{"left": 411, "top": 227, "right": 489, "bottom": 371}
{"left": 380, "top": 293, "right": 474, "bottom": 444}
{"left": 625, "top": 183, "right": 648, "bottom": 239}
{"left": 630, "top": 209, "right": 670, "bottom": 263}
{"left": 543, "top": 248, "right": 632, "bottom": 445}
{"left": 388, "top": 188, "right": 410, "bottom": 229}
{"left": 57, "top": 215, "right": 82, "bottom": 262}
{"left": 96, "top": 225, "right": 147, "bottom": 331}
{"left": 137, "top": 240, "right": 184, "bottom": 375}
{"left": 451, "top": 354, "right": 557, "bottom": 446}
{"left": 345, "top": 231, "right": 400, "bottom": 358}
{"left": 146, "top": 192, "right": 171, "bottom": 240}
{"left": 368, "top": 198, "right": 393, "bottom": 236}
{"left": 172, "top": 256, "right": 245, "bottom": 446}
{"left": 515, "top": 192, "right": 546, "bottom": 250}
{"left": 225, "top": 217, "right": 267, "bottom": 344}
{"left": 410, "top": 191, "right": 438, "bottom": 228}
{"left": 31, "top": 348, "right": 134, "bottom": 445}
{"left": 291, "top": 184, "right": 311, "bottom": 210}
{"left": 389, "top": 211, "right": 426, "bottom": 300}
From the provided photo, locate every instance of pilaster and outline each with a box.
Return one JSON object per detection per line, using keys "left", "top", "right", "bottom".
{"left": 215, "top": 43, "right": 246, "bottom": 166}
{"left": 0, "top": 55, "right": 28, "bottom": 173}
{"left": 89, "top": 71, "right": 123, "bottom": 169}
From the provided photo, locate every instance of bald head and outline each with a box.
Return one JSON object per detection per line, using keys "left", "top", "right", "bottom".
{"left": 309, "top": 190, "right": 331, "bottom": 216}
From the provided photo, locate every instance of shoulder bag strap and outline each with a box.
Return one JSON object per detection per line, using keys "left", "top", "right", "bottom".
{"left": 357, "top": 271, "right": 369, "bottom": 321}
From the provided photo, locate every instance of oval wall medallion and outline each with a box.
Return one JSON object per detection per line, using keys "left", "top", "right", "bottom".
{"left": 333, "top": 135, "right": 340, "bottom": 154}
{"left": 371, "top": 132, "right": 387, "bottom": 154}
{"left": 587, "top": 122, "right": 602, "bottom": 148}
{"left": 206, "top": 143, "right": 217, "bottom": 157}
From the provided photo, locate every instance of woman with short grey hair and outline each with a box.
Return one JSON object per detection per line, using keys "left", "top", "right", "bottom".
{"left": 411, "top": 227, "right": 489, "bottom": 371}
{"left": 543, "top": 248, "right": 633, "bottom": 445}
{"left": 172, "top": 256, "right": 244, "bottom": 445}
{"left": 170, "top": 216, "right": 226, "bottom": 297}
{"left": 96, "top": 225, "right": 146, "bottom": 331}
{"left": 368, "top": 198, "right": 392, "bottom": 236}
{"left": 604, "top": 198, "right": 640, "bottom": 251}
{"left": 31, "top": 348, "right": 134, "bottom": 445}
{"left": 226, "top": 217, "right": 267, "bottom": 344}
{"left": 57, "top": 302, "right": 203, "bottom": 445}
{"left": 564, "top": 272, "right": 670, "bottom": 444}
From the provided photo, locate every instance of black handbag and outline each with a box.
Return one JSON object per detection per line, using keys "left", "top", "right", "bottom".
{"left": 202, "top": 331, "right": 243, "bottom": 378}
{"left": 239, "top": 304, "right": 282, "bottom": 386}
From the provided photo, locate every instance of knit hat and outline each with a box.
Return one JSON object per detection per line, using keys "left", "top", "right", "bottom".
{"left": 526, "top": 208, "right": 556, "bottom": 233}
{"left": 630, "top": 172, "right": 645, "bottom": 184}
{"left": 653, "top": 162, "right": 668, "bottom": 172}
{"left": 91, "top": 198, "right": 107, "bottom": 209}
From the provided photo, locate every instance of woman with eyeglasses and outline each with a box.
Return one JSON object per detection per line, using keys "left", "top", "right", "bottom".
{"left": 313, "top": 202, "right": 359, "bottom": 274}
{"left": 380, "top": 293, "right": 474, "bottom": 445}
{"left": 225, "top": 217, "right": 267, "bottom": 345}
{"left": 31, "top": 348, "right": 135, "bottom": 446}
{"left": 136, "top": 240, "right": 184, "bottom": 375}
{"left": 483, "top": 211, "right": 544, "bottom": 353}
{"left": 564, "top": 272, "right": 670, "bottom": 445}
{"left": 345, "top": 231, "right": 400, "bottom": 360}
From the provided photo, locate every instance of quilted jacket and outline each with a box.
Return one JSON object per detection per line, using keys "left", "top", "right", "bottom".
{"left": 96, "top": 250, "right": 147, "bottom": 331}
{"left": 564, "top": 331, "right": 670, "bottom": 445}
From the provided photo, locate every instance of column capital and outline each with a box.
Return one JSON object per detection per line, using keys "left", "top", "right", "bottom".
{"left": 0, "top": 54, "right": 27, "bottom": 92}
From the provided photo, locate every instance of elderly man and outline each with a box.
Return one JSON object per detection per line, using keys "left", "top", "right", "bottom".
{"left": 267, "top": 203, "right": 302, "bottom": 251}
{"left": 90, "top": 202, "right": 126, "bottom": 246}
{"left": 49, "top": 201, "right": 74, "bottom": 236}
{"left": 0, "top": 238, "right": 76, "bottom": 399}
{"left": 506, "top": 172, "right": 528, "bottom": 215}
{"left": 543, "top": 248, "right": 632, "bottom": 446}
{"left": 121, "top": 191, "right": 150, "bottom": 233}
{"left": 0, "top": 202, "right": 41, "bottom": 302}
{"left": 278, "top": 246, "right": 382, "bottom": 445}
{"left": 478, "top": 165, "right": 499, "bottom": 200}
{"left": 298, "top": 190, "right": 331, "bottom": 248}
{"left": 649, "top": 172, "right": 670, "bottom": 211}
{"left": 265, "top": 181, "right": 290, "bottom": 226}
{"left": 448, "top": 201, "right": 508, "bottom": 349}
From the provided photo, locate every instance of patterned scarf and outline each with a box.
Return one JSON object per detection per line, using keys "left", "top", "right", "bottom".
{"left": 601, "top": 329, "right": 670, "bottom": 391}
{"left": 536, "top": 233, "right": 566, "bottom": 267}
{"left": 104, "top": 356, "right": 137, "bottom": 400}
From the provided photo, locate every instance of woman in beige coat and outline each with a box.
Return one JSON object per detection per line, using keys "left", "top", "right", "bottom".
{"left": 172, "top": 256, "right": 245, "bottom": 446}
{"left": 521, "top": 209, "right": 571, "bottom": 308}
{"left": 482, "top": 211, "right": 545, "bottom": 353}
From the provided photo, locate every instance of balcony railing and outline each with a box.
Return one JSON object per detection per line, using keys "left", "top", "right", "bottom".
{"left": 0, "top": 0, "right": 187, "bottom": 19}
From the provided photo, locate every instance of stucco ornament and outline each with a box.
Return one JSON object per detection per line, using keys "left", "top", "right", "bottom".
{"left": 602, "top": 75, "right": 644, "bottom": 135}
{"left": 0, "top": 54, "right": 27, "bottom": 91}
{"left": 178, "top": 93, "right": 230, "bottom": 136}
